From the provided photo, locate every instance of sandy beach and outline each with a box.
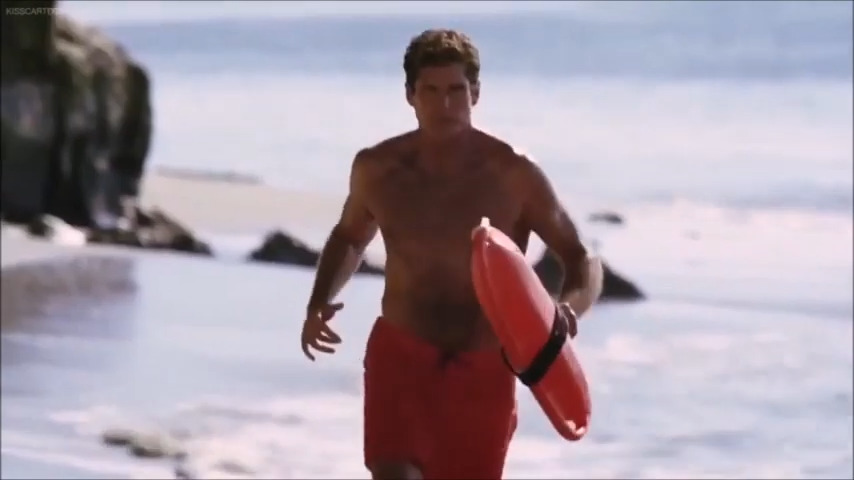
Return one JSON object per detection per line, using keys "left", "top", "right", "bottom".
{"left": 139, "top": 171, "right": 346, "bottom": 234}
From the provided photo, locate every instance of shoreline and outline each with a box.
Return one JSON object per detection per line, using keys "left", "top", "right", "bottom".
{"left": 1, "top": 170, "right": 349, "bottom": 269}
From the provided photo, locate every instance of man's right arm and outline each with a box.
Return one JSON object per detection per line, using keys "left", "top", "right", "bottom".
{"left": 306, "top": 150, "right": 379, "bottom": 311}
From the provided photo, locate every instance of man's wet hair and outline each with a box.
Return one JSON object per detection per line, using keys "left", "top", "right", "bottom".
{"left": 403, "top": 29, "right": 481, "bottom": 91}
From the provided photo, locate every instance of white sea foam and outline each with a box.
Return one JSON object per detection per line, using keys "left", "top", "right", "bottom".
{"left": 34, "top": 312, "right": 852, "bottom": 479}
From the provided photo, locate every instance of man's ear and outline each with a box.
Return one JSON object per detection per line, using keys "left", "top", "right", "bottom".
{"left": 471, "top": 81, "right": 481, "bottom": 107}
{"left": 405, "top": 84, "right": 415, "bottom": 107}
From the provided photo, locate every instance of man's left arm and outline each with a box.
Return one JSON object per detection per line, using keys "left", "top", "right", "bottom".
{"left": 518, "top": 156, "right": 589, "bottom": 306}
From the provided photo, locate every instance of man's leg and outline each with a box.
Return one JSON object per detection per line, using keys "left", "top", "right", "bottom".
{"left": 370, "top": 462, "right": 423, "bottom": 480}
{"left": 363, "top": 319, "right": 432, "bottom": 479}
{"left": 428, "top": 354, "right": 517, "bottom": 479}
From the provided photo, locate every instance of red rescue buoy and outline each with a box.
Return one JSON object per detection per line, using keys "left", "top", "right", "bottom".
{"left": 471, "top": 217, "right": 602, "bottom": 441}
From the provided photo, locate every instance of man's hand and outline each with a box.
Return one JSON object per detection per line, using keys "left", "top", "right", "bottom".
{"left": 557, "top": 302, "right": 579, "bottom": 339}
{"left": 301, "top": 302, "right": 344, "bottom": 361}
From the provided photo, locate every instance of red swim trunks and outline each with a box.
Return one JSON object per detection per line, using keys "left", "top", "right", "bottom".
{"left": 363, "top": 317, "right": 517, "bottom": 479}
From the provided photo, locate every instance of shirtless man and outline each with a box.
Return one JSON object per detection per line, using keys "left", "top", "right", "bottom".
{"left": 301, "top": 29, "right": 589, "bottom": 480}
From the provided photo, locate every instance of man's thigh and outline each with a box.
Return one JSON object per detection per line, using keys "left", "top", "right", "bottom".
{"left": 427, "top": 361, "right": 518, "bottom": 479}
{"left": 363, "top": 321, "right": 433, "bottom": 473}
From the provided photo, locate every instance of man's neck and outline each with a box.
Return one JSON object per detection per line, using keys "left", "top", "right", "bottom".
{"left": 417, "top": 126, "right": 472, "bottom": 154}
{"left": 415, "top": 128, "right": 475, "bottom": 174}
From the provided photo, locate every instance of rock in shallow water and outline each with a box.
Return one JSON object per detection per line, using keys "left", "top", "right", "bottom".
{"left": 87, "top": 207, "right": 213, "bottom": 255}
{"left": 100, "top": 427, "right": 135, "bottom": 446}
{"left": 533, "top": 249, "right": 645, "bottom": 302}
{"left": 248, "top": 229, "right": 384, "bottom": 275}
{"left": 588, "top": 210, "right": 625, "bottom": 225}
{"left": 248, "top": 229, "right": 645, "bottom": 302}
{"left": 20, "top": 208, "right": 213, "bottom": 255}
{"left": 101, "top": 427, "right": 185, "bottom": 460}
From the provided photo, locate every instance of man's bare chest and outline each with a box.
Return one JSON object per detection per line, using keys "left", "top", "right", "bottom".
{"left": 370, "top": 168, "right": 520, "bottom": 243}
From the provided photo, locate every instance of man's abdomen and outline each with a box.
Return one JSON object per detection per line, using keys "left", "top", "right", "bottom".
{"left": 380, "top": 285, "right": 499, "bottom": 352}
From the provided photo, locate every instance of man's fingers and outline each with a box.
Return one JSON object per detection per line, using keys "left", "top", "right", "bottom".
{"left": 319, "top": 331, "right": 342, "bottom": 344}
{"left": 559, "top": 302, "right": 576, "bottom": 320}
{"left": 302, "top": 319, "right": 341, "bottom": 361}
{"left": 559, "top": 303, "right": 578, "bottom": 338}
{"left": 303, "top": 338, "right": 335, "bottom": 359}
{"left": 320, "top": 326, "right": 342, "bottom": 343}
{"left": 329, "top": 302, "right": 344, "bottom": 311}
{"left": 301, "top": 341, "right": 316, "bottom": 361}
{"left": 310, "top": 340, "right": 335, "bottom": 354}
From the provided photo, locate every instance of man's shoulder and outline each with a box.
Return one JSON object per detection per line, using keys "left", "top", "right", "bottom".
{"left": 348, "top": 132, "right": 416, "bottom": 182}
{"left": 355, "top": 131, "right": 417, "bottom": 162}
{"left": 472, "top": 128, "right": 537, "bottom": 170}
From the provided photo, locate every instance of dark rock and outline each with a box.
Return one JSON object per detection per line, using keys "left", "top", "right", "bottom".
{"left": 532, "top": 249, "right": 645, "bottom": 302}
{"left": 588, "top": 211, "right": 624, "bottom": 225}
{"left": 87, "top": 207, "right": 213, "bottom": 256}
{"left": 2, "top": 3, "right": 154, "bottom": 230}
{"left": 249, "top": 230, "right": 384, "bottom": 275}
{"left": 24, "top": 216, "right": 52, "bottom": 238}
{"left": 111, "top": 62, "right": 152, "bottom": 199}
{"left": 2, "top": 6, "right": 211, "bottom": 259}
{"left": 101, "top": 427, "right": 135, "bottom": 447}
{"left": 174, "top": 463, "right": 196, "bottom": 480}
{"left": 127, "top": 433, "right": 185, "bottom": 459}
{"left": 1, "top": 1, "right": 61, "bottom": 224}
{"left": 21, "top": 207, "right": 212, "bottom": 256}
{"left": 23, "top": 214, "right": 88, "bottom": 245}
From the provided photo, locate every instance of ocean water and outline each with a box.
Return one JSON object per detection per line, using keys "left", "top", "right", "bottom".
{"left": 2, "top": 1, "right": 852, "bottom": 479}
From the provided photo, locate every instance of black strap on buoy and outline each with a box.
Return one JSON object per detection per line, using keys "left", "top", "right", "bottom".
{"left": 501, "top": 307, "right": 568, "bottom": 387}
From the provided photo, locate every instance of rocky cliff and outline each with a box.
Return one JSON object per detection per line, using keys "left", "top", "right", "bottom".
{"left": 1, "top": 1, "right": 209, "bottom": 253}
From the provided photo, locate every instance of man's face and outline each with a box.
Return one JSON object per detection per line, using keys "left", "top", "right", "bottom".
{"left": 407, "top": 63, "right": 479, "bottom": 138}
